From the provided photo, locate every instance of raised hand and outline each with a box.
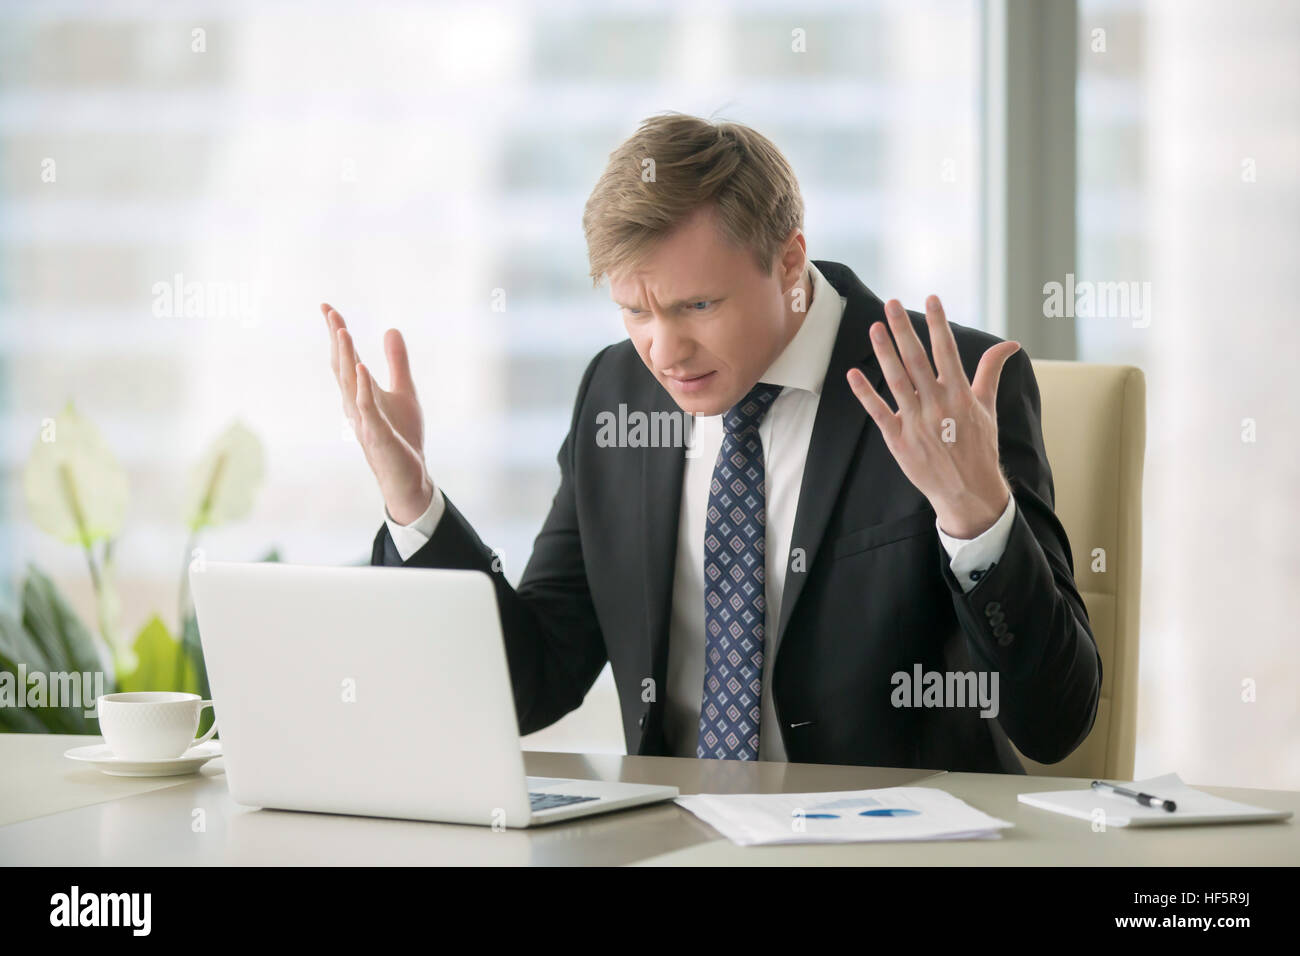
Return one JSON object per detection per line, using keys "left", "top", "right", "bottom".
{"left": 846, "top": 295, "right": 1020, "bottom": 539}
{"left": 322, "top": 303, "right": 433, "bottom": 525}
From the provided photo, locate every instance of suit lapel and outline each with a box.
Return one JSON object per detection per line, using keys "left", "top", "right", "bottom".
{"left": 640, "top": 380, "right": 686, "bottom": 715}
{"left": 775, "top": 261, "right": 889, "bottom": 649}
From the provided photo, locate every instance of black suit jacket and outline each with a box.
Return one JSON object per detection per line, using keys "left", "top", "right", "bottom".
{"left": 372, "top": 260, "right": 1101, "bottom": 773}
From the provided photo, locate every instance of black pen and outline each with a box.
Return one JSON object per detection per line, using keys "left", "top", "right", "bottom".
{"left": 1091, "top": 780, "right": 1177, "bottom": 812}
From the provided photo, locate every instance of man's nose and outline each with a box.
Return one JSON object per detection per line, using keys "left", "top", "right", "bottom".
{"left": 647, "top": 318, "right": 694, "bottom": 373}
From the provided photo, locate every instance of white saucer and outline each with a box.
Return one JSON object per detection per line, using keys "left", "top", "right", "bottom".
{"left": 64, "top": 741, "right": 222, "bottom": 777}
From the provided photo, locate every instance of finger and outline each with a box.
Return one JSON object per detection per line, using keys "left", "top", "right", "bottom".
{"left": 354, "top": 363, "right": 385, "bottom": 429}
{"left": 323, "top": 305, "right": 339, "bottom": 376}
{"left": 384, "top": 328, "right": 416, "bottom": 395}
{"left": 322, "top": 302, "right": 349, "bottom": 328}
{"left": 970, "top": 340, "right": 1022, "bottom": 409}
{"left": 884, "top": 300, "right": 939, "bottom": 400}
{"left": 869, "top": 320, "right": 920, "bottom": 416}
{"left": 336, "top": 328, "right": 361, "bottom": 420}
{"left": 355, "top": 363, "right": 405, "bottom": 456}
{"left": 323, "top": 305, "right": 357, "bottom": 375}
{"left": 847, "top": 368, "right": 899, "bottom": 441}
{"left": 322, "top": 303, "right": 348, "bottom": 333}
{"left": 924, "top": 295, "right": 966, "bottom": 387}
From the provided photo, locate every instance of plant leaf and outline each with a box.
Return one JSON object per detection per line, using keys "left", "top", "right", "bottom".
{"left": 21, "top": 565, "right": 106, "bottom": 679}
{"left": 118, "top": 615, "right": 197, "bottom": 694}
{"left": 0, "top": 614, "right": 74, "bottom": 732}
{"left": 180, "top": 611, "right": 209, "bottom": 700}
{"left": 22, "top": 403, "right": 128, "bottom": 545}
{"left": 0, "top": 604, "right": 54, "bottom": 676}
{"left": 0, "top": 602, "right": 102, "bottom": 734}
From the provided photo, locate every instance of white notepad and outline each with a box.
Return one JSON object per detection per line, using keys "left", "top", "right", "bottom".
{"left": 1018, "top": 772, "right": 1293, "bottom": 827}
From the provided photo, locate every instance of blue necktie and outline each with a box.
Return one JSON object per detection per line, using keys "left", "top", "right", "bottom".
{"left": 698, "top": 380, "right": 784, "bottom": 760}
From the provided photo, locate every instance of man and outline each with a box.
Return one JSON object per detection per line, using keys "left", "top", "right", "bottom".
{"left": 322, "top": 113, "right": 1100, "bottom": 773}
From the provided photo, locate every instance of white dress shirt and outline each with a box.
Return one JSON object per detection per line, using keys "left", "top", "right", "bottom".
{"left": 386, "top": 260, "right": 1016, "bottom": 761}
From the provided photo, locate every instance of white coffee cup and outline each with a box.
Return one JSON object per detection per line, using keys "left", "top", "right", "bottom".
{"left": 96, "top": 692, "right": 217, "bottom": 760}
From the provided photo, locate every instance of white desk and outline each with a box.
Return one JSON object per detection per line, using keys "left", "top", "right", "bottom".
{"left": 2, "top": 733, "right": 1295, "bottom": 865}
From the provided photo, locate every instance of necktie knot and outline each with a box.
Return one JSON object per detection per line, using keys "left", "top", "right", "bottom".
{"left": 723, "top": 381, "right": 783, "bottom": 436}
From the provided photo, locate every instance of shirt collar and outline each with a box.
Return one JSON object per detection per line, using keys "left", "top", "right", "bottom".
{"left": 758, "top": 260, "right": 846, "bottom": 397}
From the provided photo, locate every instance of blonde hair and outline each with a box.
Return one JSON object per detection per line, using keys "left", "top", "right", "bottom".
{"left": 581, "top": 112, "right": 804, "bottom": 285}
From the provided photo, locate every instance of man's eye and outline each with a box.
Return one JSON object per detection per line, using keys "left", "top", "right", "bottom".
{"left": 689, "top": 301, "right": 711, "bottom": 311}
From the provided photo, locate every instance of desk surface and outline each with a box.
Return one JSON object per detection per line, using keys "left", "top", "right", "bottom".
{"left": 1, "top": 734, "right": 1295, "bottom": 865}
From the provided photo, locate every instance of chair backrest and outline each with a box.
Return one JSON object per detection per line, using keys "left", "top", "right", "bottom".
{"left": 1014, "top": 359, "right": 1146, "bottom": 779}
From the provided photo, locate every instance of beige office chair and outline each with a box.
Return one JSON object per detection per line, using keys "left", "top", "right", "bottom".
{"left": 1010, "top": 360, "right": 1146, "bottom": 780}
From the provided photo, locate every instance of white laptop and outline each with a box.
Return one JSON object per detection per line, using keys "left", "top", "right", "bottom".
{"left": 189, "top": 561, "right": 678, "bottom": 827}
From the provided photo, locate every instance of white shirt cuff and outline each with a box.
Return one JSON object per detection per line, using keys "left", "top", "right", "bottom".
{"left": 936, "top": 493, "right": 1016, "bottom": 593}
{"left": 384, "top": 485, "right": 446, "bottom": 562}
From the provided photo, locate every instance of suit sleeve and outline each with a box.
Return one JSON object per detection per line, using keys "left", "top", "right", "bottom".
{"left": 937, "top": 348, "right": 1102, "bottom": 764}
{"left": 370, "top": 347, "right": 613, "bottom": 735}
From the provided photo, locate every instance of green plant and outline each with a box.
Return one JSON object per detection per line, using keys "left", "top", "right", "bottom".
{"left": 0, "top": 406, "right": 271, "bottom": 734}
{"left": 0, "top": 567, "right": 104, "bottom": 733}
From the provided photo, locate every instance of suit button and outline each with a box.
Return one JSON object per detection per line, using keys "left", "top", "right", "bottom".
{"left": 993, "top": 622, "right": 1008, "bottom": 637}
{"left": 997, "top": 631, "right": 1015, "bottom": 647}
{"left": 984, "top": 601, "right": 1001, "bottom": 618}
{"left": 990, "top": 611, "right": 1005, "bottom": 627}
{"left": 637, "top": 713, "right": 647, "bottom": 729}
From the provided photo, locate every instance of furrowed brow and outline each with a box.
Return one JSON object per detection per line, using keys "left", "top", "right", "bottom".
{"left": 616, "top": 295, "right": 716, "bottom": 310}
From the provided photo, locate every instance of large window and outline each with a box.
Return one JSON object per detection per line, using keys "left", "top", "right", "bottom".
{"left": 1, "top": 1, "right": 984, "bottom": 753}
{"left": 1076, "top": 0, "right": 1300, "bottom": 788}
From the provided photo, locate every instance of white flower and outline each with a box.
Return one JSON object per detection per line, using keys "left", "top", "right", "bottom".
{"left": 186, "top": 421, "right": 266, "bottom": 530}
{"left": 23, "top": 404, "right": 128, "bottom": 545}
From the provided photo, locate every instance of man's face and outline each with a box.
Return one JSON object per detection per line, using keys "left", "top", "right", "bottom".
{"left": 609, "top": 205, "right": 802, "bottom": 417}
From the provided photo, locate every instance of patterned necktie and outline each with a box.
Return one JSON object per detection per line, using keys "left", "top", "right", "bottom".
{"left": 698, "top": 380, "right": 784, "bottom": 760}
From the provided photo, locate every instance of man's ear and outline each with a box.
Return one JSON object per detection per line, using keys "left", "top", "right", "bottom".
{"left": 777, "top": 228, "right": 807, "bottom": 293}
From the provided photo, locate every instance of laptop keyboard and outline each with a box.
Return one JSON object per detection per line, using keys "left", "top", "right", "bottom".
{"left": 529, "top": 791, "right": 600, "bottom": 812}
